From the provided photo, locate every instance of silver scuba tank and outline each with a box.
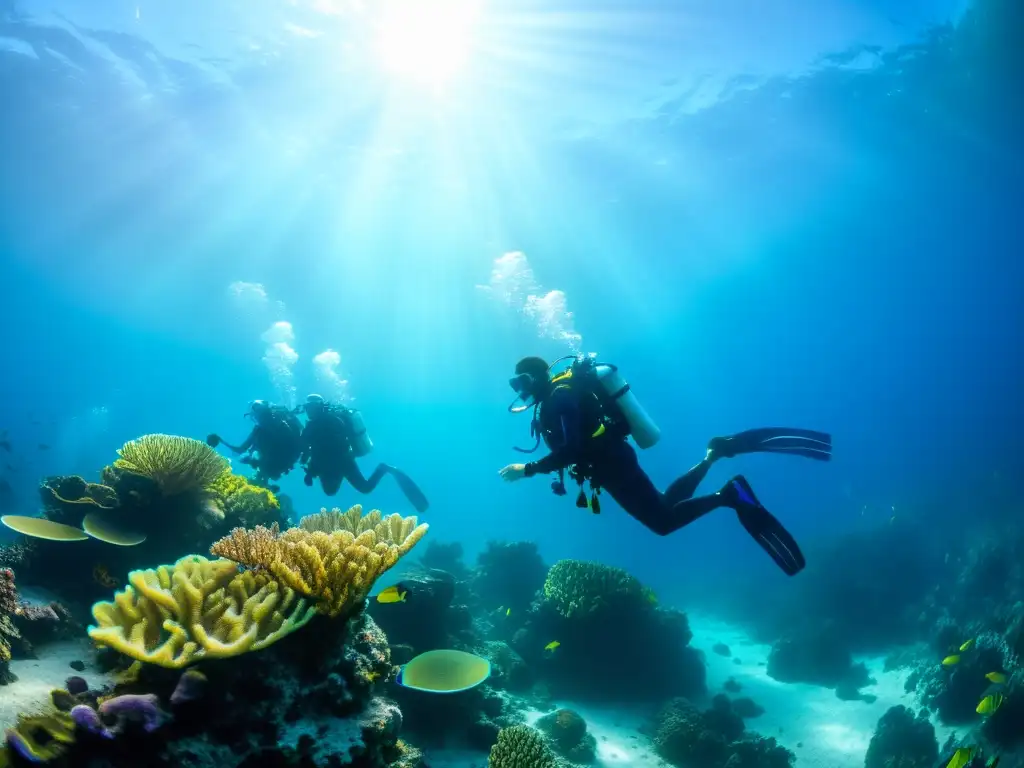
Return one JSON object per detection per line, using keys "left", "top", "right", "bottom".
{"left": 593, "top": 363, "right": 661, "bottom": 449}
{"left": 341, "top": 408, "right": 373, "bottom": 457}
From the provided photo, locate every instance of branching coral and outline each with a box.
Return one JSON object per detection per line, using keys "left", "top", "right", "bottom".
{"left": 114, "top": 434, "right": 228, "bottom": 496}
{"left": 210, "top": 505, "right": 428, "bottom": 618}
{"left": 488, "top": 724, "right": 557, "bottom": 768}
{"left": 88, "top": 555, "right": 317, "bottom": 668}
{"left": 542, "top": 559, "right": 645, "bottom": 619}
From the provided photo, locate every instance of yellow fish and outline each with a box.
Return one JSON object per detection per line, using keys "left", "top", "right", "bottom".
{"left": 946, "top": 747, "right": 973, "bottom": 768}
{"left": 977, "top": 694, "right": 1004, "bottom": 715}
{"left": 505, "top": 608, "right": 511, "bottom": 617}
{"left": 544, "top": 641, "right": 560, "bottom": 652}
{"left": 941, "top": 655, "right": 960, "bottom": 666}
{"left": 375, "top": 586, "right": 407, "bottom": 604}
{"left": 985, "top": 672, "right": 1007, "bottom": 684}
{"left": 959, "top": 639, "right": 975, "bottom": 652}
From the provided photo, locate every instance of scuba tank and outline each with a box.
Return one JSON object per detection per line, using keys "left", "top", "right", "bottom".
{"left": 586, "top": 358, "right": 661, "bottom": 449}
{"left": 339, "top": 408, "right": 373, "bottom": 457}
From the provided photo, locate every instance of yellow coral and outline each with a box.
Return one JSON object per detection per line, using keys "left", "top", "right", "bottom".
{"left": 211, "top": 505, "right": 428, "bottom": 618}
{"left": 88, "top": 555, "right": 316, "bottom": 668}
{"left": 208, "top": 470, "right": 281, "bottom": 526}
{"left": 114, "top": 435, "right": 228, "bottom": 497}
{"left": 4, "top": 711, "right": 75, "bottom": 763}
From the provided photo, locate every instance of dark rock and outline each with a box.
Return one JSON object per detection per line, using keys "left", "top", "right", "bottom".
{"left": 713, "top": 643, "right": 732, "bottom": 657}
{"left": 70, "top": 659, "right": 86, "bottom": 671}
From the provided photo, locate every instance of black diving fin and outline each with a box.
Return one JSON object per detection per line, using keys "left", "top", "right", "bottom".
{"left": 725, "top": 476, "right": 806, "bottom": 576}
{"left": 708, "top": 427, "right": 831, "bottom": 462}
{"left": 388, "top": 467, "right": 430, "bottom": 514}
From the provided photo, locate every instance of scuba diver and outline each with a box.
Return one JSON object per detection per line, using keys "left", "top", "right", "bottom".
{"left": 299, "top": 394, "right": 430, "bottom": 513}
{"left": 207, "top": 400, "right": 304, "bottom": 492}
{"left": 498, "top": 355, "right": 832, "bottom": 576}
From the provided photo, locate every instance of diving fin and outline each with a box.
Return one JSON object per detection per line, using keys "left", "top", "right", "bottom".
{"left": 388, "top": 467, "right": 430, "bottom": 513}
{"left": 724, "top": 475, "right": 805, "bottom": 576}
{"left": 708, "top": 427, "right": 831, "bottom": 462}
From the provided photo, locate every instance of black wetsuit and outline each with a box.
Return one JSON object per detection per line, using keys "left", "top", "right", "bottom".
{"left": 301, "top": 412, "right": 388, "bottom": 496}
{"left": 523, "top": 384, "right": 722, "bottom": 535}
{"left": 299, "top": 411, "right": 432, "bottom": 517}
{"left": 211, "top": 410, "right": 303, "bottom": 484}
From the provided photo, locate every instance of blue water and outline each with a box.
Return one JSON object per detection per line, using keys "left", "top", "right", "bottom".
{"left": 1, "top": 0, "right": 1021, "bottom": 612}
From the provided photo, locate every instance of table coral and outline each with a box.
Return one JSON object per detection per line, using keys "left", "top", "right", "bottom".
{"left": 88, "top": 554, "right": 317, "bottom": 668}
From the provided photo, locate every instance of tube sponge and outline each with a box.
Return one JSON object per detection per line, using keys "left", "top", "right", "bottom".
{"left": 210, "top": 504, "right": 428, "bottom": 618}
{"left": 88, "top": 555, "right": 317, "bottom": 668}
{"left": 488, "top": 725, "right": 557, "bottom": 768}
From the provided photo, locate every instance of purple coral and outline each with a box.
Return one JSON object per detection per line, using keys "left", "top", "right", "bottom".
{"left": 70, "top": 704, "right": 114, "bottom": 739}
{"left": 98, "top": 693, "right": 167, "bottom": 733}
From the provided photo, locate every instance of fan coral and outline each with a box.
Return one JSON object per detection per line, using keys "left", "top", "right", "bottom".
{"left": 114, "top": 434, "right": 228, "bottom": 496}
{"left": 88, "top": 555, "right": 317, "bottom": 668}
{"left": 542, "top": 559, "right": 645, "bottom": 619}
{"left": 488, "top": 724, "right": 557, "bottom": 768}
{"left": 210, "top": 505, "right": 428, "bottom": 618}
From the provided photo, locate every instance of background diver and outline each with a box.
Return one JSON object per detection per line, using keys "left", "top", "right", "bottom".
{"left": 299, "top": 394, "right": 430, "bottom": 514}
{"left": 206, "top": 399, "right": 303, "bottom": 492}
{"left": 497, "top": 355, "right": 832, "bottom": 576}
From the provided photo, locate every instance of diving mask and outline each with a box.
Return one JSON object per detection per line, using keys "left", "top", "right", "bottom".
{"left": 507, "top": 372, "right": 541, "bottom": 413}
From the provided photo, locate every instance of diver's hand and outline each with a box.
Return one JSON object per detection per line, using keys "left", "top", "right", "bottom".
{"left": 499, "top": 464, "right": 527, "bottom": 482}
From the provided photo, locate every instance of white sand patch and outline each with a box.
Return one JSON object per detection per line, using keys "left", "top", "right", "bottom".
{"left": 525, "top": 703, "right": 669, "bottom": 768}
{"left": 1, "top": 639, "right": 115, "bottom": 732}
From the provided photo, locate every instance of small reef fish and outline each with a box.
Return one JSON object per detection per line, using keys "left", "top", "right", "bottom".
{"left": 544, "top": 641, "right": 560, "bottom": 652}
{"left": 959, "top": 639, "right": 975, "bottom": 652}
{"left": 92, "top": 565, "right": 119, "bottom": 589}
{"left": 945, "top": 747, "right": 973, "bottom": 768}
{"left": 375, "top": 586, "right": 407, "bottom": 604}
{"left": 505, "top": 608, "right": 511, "bottom": 617}
{"left": 941, "top": 655, "right": 960, "bottom": 666}
{"left": 977, "top": 694, "right": 1003, "bottom": 715}
{"left": 985, "top": 672, "right": 1007, "bottom": 684}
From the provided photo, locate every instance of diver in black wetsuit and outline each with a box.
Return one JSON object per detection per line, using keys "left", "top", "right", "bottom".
{"left": 497, "top": 356, "right": 832, "bottom": 576}
{"left": 299, "top": 394, "right": 430, "bottom": 513}
{"left": 207, "top": 400, "right": 303, "bottom": 492}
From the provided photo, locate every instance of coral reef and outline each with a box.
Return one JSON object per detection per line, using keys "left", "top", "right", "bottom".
{"left": 535, "top": 708, "right": 597, "bottom": 763}
{"left": 511, "top": 559, "right": 704, "bottom": 702}
{"left": 0, "top": 568, "right": 18, "bottom": 684}
{"left": 3, "top": 607, "right": 408, "bottom": 767}
{"left": 418, "top": 540, "right": 471, "bottom": 580}
{"left": 864, "top": 706, "right": 938, "bottom": 768}
{"left": 0, "top": 435, "right": 290, "bottom": 608}
{"left": 113, "top": 434, "right": 228, "bottom": 497}
{"left": 650, "top": 697, "right": 793, "bottom": 768}
{"left": 766, "top": 628, "right": 876, "bottom": 700}
{"left": 88, "top": 555, "right": 317, "bottom": 667}
{"left": 488, "top": 724, "right": 557, "bottom": 768}
{"left": 472, "top": 541, "right": 547, "bottom": 616}
{"left": 210, "top": 505, "right": 428, "bottom": 618}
